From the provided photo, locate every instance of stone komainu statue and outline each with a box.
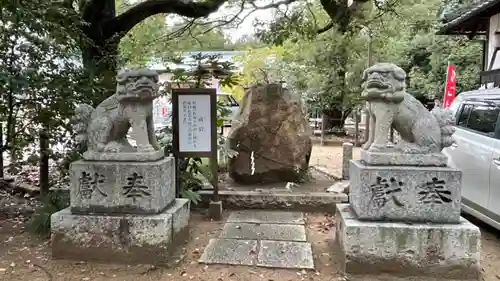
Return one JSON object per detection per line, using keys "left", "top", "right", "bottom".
{"left": 361, "top": 63, "right": 455, "bottom": 154}
{"left": 72, "top": 69, "right": 161, "bottom": 158}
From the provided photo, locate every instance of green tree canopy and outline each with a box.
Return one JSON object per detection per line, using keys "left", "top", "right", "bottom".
{"left": 0, "top": 0, "right": 99, "bottom": 161}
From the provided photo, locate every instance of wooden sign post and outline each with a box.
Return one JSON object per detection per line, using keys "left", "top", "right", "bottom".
{"left": 171, "top": 88, "right": 222, "bottom": 220}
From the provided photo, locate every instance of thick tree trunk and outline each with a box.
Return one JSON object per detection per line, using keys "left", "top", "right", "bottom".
{"left": 72, "top": 0, "right": 229, "bottom": 105}
{"left": 316, "top": 0, "right": 352, "bottom": 134}
{"left": 73, "top": 0, "right": 228, "bottom": 105}
{"left": 79, "top": 0, "right": 118, "bottom": 104}
{"left": 322, "top": 4, "right": 350, "bottom": 133}
{"left": 81, "top": 40, "right": 119, "bottom": 105}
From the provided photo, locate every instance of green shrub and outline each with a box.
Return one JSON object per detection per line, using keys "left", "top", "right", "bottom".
{"left": 28, "top": 190, "right": 69, "bottom": 239}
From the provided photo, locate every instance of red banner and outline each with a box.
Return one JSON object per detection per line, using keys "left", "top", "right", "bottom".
{"left": 443, "top": 64, "right": 457, "bottom": 109}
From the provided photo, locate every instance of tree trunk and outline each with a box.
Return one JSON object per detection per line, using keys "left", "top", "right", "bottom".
{"left": 318, "top": 0, "right": 351, "bottom": 135}
{"left": 80, "top": 0, "right": 118, "bottom": 105}
{"left": 73, "top": 0, "right": 229, "bottom": 104}
{"left": 335, "top": 7, "right": 350, "bottom": 134}
{"left": 81, "top": 40, "right": 119, "bottom": 105}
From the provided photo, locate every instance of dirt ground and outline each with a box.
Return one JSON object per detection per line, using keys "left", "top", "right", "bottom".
{"left": 217, "top": 167, "right": 336, "bottom": 193}
{"left": 1, "top": 211, "right": 500, "bottom": 281}
{"left": 309, "top": 144, "right": 361, "bottom": 177}
{"left": 0, "top": 212, "right": 339, "bottom": 281}
{"left": 2, "top": 144, "right": 500, "bottom": 281}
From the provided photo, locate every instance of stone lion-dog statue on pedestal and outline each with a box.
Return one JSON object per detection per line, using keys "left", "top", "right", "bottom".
{"left": 72, "top": 68, "right": 163, "bottom": 161}
{"left": 362, "top": 63, "right": 455, "bottom": 154}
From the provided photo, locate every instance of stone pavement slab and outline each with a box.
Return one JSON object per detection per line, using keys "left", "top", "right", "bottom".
{"left": 257, "top": 240, "right": 314, "bottom": 269}
{"left": 226, "top": 210, "right": 305, "bottom": 225}
{"left": 198, "top": 238, "right": 257, "bottom": 266}
{"left": 220, "top": 223, "right": 307, "bottom": 241}
{"left": 199, "top": 210, "right": 315, "bottom": 270}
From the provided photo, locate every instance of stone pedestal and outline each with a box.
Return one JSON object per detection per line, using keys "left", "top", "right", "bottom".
{"left": 336, "top": 204, "right": 480, "bottom": 281}
{"left": 350, "top": 160, "right": 461, "bottom": 223}
{"left": 51, "top": 156, "right": 190, "bottom": 264}
{"left": 336, "top": 158, "right": 481, "bottom": 280}
{"left": 209, "top": 200, "right": 223, "bottom": 221}
{"left": 360, "top": 150, "right": 448, "bottom": 166}
{"left": 70, "top": 158, "right": 175, "bottom": 214}
{"left": 51, "top": 199, "right": 190, "bottom": 264}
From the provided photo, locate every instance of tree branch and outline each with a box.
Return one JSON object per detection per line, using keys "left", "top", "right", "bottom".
{"left": 107, "top": 0, "right": 229, "bottom": 39}
{"left": 317, "top": 22, "right": 334, "bottom": 34}
{"left": 248, "top": 0, "right": 298, "bottom": 10}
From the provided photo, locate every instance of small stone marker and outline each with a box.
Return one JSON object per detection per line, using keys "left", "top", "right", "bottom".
{"left": 208, "top": 200, "right": 222, "bottom": 220}
{"left": 342, "top": 142, "right": 353, "bottom": 179}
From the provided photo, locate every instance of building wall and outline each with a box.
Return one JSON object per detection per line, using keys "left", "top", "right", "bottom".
{"left": 488, "top": 13, "right": 500, "bottom": 70}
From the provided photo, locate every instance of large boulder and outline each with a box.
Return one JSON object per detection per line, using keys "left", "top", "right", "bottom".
{"left": 227, "top": 83, "right": 312, "bottom": 185}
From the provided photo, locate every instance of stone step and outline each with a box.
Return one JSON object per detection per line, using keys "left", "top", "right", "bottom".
{"left": 220, "top": 222, "right": 307, "bottom": 241}
{"left": 199, "top": 210, "right": 315, "bottom": 270}
{"left": 199, "top": 238, "right": 314, "bottom": 269}
{"left": 226, "top": 210, "right": 305, "bottom": 225}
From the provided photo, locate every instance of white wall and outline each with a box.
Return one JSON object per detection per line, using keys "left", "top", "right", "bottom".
{"left": 487, "top": 13, "right": 500, "bottom": 70}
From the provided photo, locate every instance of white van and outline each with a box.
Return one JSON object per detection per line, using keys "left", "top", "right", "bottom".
{"left": 443, "top": 88, "right": 500, "bottom": 230}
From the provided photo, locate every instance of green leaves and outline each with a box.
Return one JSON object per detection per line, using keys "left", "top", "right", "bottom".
{"left": 0, "top": 0, "right": 96, "bottom": 161}
{"left": 373, "top": 0, "right": 482, "bottom": 98}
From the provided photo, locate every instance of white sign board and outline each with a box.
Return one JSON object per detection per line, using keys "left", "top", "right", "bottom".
{"left": 178, "top": 94, "right": 212, "bottom": 152}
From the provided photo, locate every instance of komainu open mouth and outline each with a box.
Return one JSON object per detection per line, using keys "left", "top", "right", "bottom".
{"left": 135, "top": 83, "right": 153, "bottom": 90}
{"left": 366, "top": 79, "right": 391, "bottom": 89}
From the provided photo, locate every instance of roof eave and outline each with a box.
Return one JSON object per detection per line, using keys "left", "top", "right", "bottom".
{"left": 438, "top": 0, "right": 500, "bottom": 35}
{"left": 436, "top": 26, "right": 487, "bottom": 35}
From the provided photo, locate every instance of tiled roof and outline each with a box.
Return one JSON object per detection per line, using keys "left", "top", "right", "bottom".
{"left": 440, "top": 0, "right": 500, "bottom": 32}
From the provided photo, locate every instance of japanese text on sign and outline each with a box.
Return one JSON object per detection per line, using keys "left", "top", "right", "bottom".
{"left": 178, "top": 94, "right": 212, "bottom": 152}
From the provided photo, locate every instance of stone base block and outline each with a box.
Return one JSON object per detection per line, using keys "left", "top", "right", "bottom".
{"left": 51, "top": 198, "right": 190, "bottom": 264}
{"left": 360, "top": 150, "right": 448, "bottom": 166}
{"left": 335, "top": 204, "right": 481, "bottom": 281}
{"left": 70, "top": 157, "right": 175, "bottom": 214}
{"left": 83, "top": 150, "right": 165, "bottom": 162}
{"left": 349, "top": 160, "right": 462, "bottom": 223}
